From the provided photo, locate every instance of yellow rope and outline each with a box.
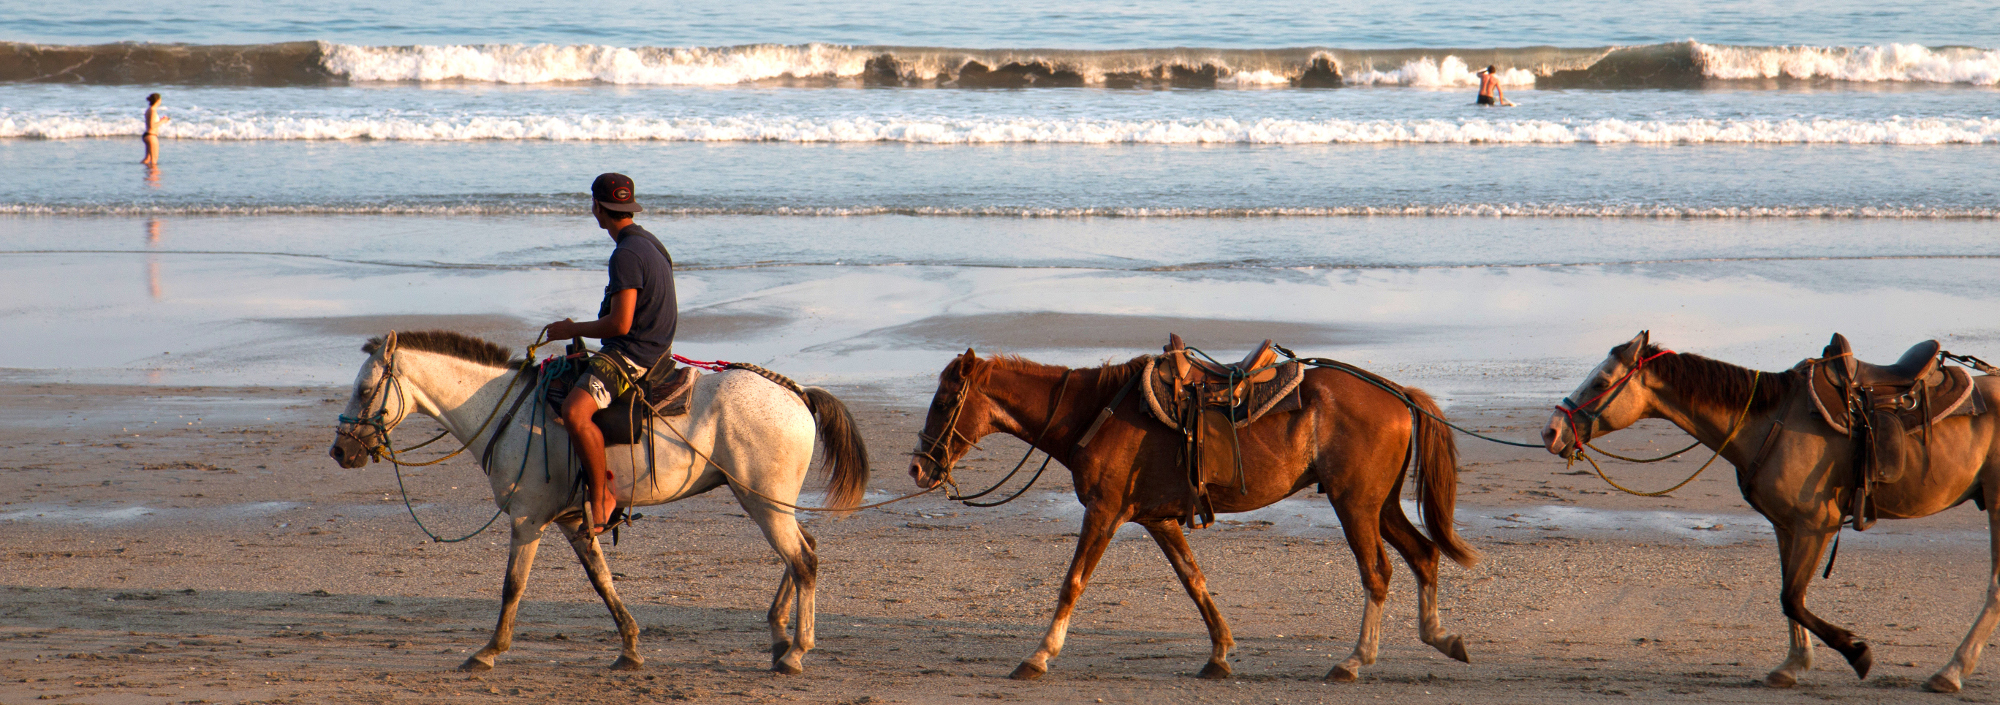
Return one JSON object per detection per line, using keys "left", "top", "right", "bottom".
{"left": 1574, "top": 371, "right": 1761, "bottom": 497}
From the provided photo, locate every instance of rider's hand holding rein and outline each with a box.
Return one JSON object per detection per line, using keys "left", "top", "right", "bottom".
{"left": 544, "top": 288, "right": 636, "bottom": 342}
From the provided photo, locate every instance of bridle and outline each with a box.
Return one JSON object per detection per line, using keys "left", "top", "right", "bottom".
{"left": 912, "top": 365, "right": 1072, "bottom": 505}
{"left": 336, "top": 331, "right": 415, "bottom": 461}
{"left": 1553, "top": 347, "right": 1675, "bottom": 457}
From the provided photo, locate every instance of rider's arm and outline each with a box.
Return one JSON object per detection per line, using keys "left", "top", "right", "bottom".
{"left": 545, "top": 288, "right": 636, "bottom": 340}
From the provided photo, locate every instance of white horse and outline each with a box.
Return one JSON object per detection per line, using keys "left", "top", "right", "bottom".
{"left": 327, "top": 331, "right": 869, "bottom": 674}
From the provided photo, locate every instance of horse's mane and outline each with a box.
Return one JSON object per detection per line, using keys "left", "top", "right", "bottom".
{"left": 1624, "top": 342, "right": 1797, "bottom": 414}
{"left": 984, "top": 353, "right": 1150, "bottom": 397}
{"left": 362, "top": 330, "right": 523, "bottom": 369}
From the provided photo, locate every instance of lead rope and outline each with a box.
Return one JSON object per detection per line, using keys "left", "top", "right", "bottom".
{"left": 1565, "top": 371, "right": 1761, "bottom": 497}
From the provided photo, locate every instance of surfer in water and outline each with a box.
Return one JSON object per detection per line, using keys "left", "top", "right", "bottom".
{"left": 1476, "top": 66, "right": 1514, "bottom": 107}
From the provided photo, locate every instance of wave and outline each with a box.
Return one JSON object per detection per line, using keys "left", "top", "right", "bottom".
{"left": 7, "top": 114, "right": 1998, "bottom": 144}
{"left": 6, "top": 203, "right": 1997, "bottom": 219}
{"left": 4, "top": 40, "right": 1996, "bottom": 88}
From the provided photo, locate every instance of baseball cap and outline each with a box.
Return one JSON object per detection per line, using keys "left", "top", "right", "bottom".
{"left": 590, "top": 173, "right": 643, "bottom": 213}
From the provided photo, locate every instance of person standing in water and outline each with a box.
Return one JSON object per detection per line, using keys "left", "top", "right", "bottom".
{"left": 140, "top": 93, "right": 169, "bottom": 165}
{"left": 1476, "top": 66, "right": 1514, "bottom": 107}
{"left": 543, "top": 173, "right": 678, "bottom": 536}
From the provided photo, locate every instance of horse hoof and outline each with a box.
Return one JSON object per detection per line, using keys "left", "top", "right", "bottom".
{"left": 1445, "top": 635, "right": 1470, "bottom": 663}
{"left": 609, "top": 655, "right": 644, "bottom": 671}
{"left": 1763, "top": 670, "right": 1797, "bottom": 689}
{"left": 1325, "top": 664, "right": 1359, "bottom": 682}
{"left": 458, "top": 655, "right": 495, "bottom": 672}
{"left": 1009, "top": 662, "right": 1047, "bottom": 681}
{"left": 772, "top": 653, "right": 805, "bottom": 675}
{"left": 1197, "top": 661, "right": 1231, "bottom": 680}
{"left": 1924, "top": 673, "right": 1962, "bottom": 693}
{"left": 1845, "top": 643, "right": 1872, "bottom": 680}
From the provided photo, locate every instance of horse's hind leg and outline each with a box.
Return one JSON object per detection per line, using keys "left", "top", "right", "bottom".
{"left": 1926, "top": 497, "right": 2000, "bottom": 693}
{"left": 558, "top": 517, "right": 644, "bottom": 670}
{"left": 462, "top": 518, "right": 547, "bottom": 671}
{"left": 1380, "top": 502, "right": 1468, "bottom": 663}
{"left": 765, "top": 528, "right": 819, "bottom": 672}
{"left": 1327, "top": 498, "right": 1391, "bottom": 682}
{"left": 742, "top": 499, "right": 817, "bottom": 674}
{"left": 1139, "top": 519, "right": 1235, "bottom": 679}
{"left": 1767, "top": 523, "right": 1868, "bottom": 686}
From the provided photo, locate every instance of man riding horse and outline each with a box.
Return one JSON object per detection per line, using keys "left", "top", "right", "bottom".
{"left": 544, "top": 173, "right": 678, "bottom": 537}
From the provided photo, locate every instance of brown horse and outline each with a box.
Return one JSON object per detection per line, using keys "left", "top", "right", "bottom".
{"left": 909, "top": 349, "right": 1479, "bottom": 681}
{"left": 1542, "top": 331, "right": 2000, "bottom": 692}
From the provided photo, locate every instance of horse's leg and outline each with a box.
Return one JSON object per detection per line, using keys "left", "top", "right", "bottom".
{"left": 1764, "top": 524, "right": 1816, "bottom": 686}
{"left": 1380, "top": 503, "right": 1468, "bottom": 663}
{"left": 1138, "top": 519, "right": 1235, "bottom": 679}
{"left": 557, "top": 517, "right": 644, "bottom": 670}
{"left": 766, "top": 565, "right": 798, "bottom": 664}
{"left": 461, "top": 518, "right": 546, "bottom": 671}
{"left": 1011, "top": 507, "right": 1122, "bottom": 681}
{"left": 1768, "top": 524, "right": 1869, "bottom": 686}
{"left": 1925, "top": 495, "right": 2000, "bottom": 693}
{"left": 740, "top": 498, "right": 817, "bottom": 674}
{"left": 1327, "top": 496, "right": 1391, "bottom": 682}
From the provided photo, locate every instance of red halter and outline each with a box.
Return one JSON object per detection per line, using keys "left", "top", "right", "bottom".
{"left": 1555, "top": 348, "right": 1675, "bottom": 449}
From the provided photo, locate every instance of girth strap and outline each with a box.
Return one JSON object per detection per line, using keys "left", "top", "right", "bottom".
{"left": 481, "top": 366, "right": 545, "bottom": 476}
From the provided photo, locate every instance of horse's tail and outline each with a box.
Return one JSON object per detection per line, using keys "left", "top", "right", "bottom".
{"left": 1405, "top": 386, "right": 1481, "bottom": 568}
{"left": 803, "top": 387, "right": 871, "bottom": 516}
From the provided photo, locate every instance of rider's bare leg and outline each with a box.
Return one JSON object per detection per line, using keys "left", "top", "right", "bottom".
{"left": 563, "top": 388, "right": 616, "bottom": 535}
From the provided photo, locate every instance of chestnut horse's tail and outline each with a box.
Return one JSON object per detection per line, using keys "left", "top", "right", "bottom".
{"left": 1404, "top": 387, "right": 1481, "bottom": 568}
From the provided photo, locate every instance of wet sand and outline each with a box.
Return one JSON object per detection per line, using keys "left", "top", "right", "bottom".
{"left": 2, "top": 381, "right": 1995, "bottom": 704}
{"left": 8, "top": 215, "right": 2000, "bottom": 701}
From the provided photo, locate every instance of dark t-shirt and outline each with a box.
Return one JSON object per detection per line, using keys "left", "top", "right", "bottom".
{"left": 597, "top": 223, "right": 677, "bottom": 366}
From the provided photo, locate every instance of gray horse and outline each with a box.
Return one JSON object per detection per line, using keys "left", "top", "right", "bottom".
{"left": 329, "top": 330, "right": 868, "bottom": 673}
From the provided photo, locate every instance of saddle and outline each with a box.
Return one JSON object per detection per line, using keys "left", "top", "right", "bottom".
{"left": 542, "top": 348, "right": 703, "bottom": 446}
{"left": 1805, "top": 333, "right": 1984, "bottom": 530}
{"left": 1140, "top": 334, "right": 1305, "bottom": 528}
{"left": 595, "top": 364, "right": 701, "bottom": 445}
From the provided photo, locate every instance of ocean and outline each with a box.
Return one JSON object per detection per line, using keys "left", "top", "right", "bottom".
{"left": 2, "top": 0, "right": 1997, "bottom": 400}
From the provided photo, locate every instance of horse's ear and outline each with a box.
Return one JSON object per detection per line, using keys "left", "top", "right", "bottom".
{"left": 1616, "top": 331, "right": 1650, "bottom": 364}
{"left": 944, "top": 349, "right": 978, "bottom": 379}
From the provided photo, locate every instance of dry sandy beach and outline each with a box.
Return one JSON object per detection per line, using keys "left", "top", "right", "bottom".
{"left": 3, "top": 374, "right": 1995, "bottom": 704}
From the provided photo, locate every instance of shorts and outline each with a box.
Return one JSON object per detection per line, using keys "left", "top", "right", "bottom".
{"left": 1476, "top": 94, "right": 1497, "bottom": 106}
{"left": 579, "top": 353, "right": 649, "bottom": 411}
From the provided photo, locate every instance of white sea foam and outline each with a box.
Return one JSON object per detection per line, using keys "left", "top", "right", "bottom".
{"left": 1343, "top": 55, "right": 1537, "bottom": 87}
{"left": 312, "top": 41, "right": 2000, "bottom": 88}
{"left": 5, "top": 203, "right": 1996, "bottom": 219}
{"left": 320, "top": 42, "right": 873, "bottom": 85}
{"left": 1697, "top": 42, "right": 2000, "bottom": 85}
{"left": 8, "top": 113, "right": 1998, "bottom": 145}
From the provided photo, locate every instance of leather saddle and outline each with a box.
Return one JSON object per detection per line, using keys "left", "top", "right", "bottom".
{"left": 1806, "top": 333, "right": 1984, "bottom": 530}
{"left": 1140, "top": 334, "right": 1305, "bottom": 529}
{"left": 595, "top": 365, "right": 702, "bottom": 446}
{"left": 541, "top": 352, "right": 702, "bottom": 446}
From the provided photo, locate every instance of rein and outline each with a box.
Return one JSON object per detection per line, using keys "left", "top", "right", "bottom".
{"left": 1562, "top": 356, "right": 1764, "bottom": 497}
{"left": 1273, "top": 346, "right": 1546, "bottom": 449}
{"left": 914, "top": 367, "right": 1077, "bottom": 508}
{"left": 338, "top": 330, "right": 556, "bottom": 542}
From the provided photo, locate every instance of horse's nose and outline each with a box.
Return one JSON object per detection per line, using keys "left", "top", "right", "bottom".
{"left": 1541, "top": 413, "right": 1568, "bottom": 455}
{"left": 908, "top": 457, "right": 939, "bottom": 489}
{"left": 330, "top": 438, "right": 369, "bottom": 468}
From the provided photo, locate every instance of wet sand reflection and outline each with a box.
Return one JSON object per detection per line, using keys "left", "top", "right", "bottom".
{"left": 146, "top": 219, "right": 162, "bottom": 300}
